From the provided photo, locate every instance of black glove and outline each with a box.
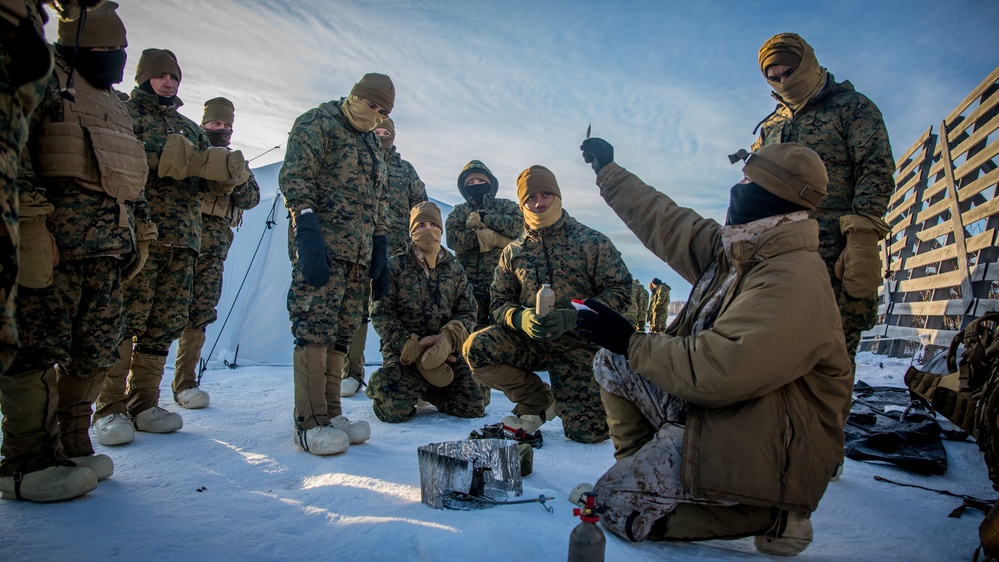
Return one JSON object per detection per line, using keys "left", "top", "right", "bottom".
{"left": 293, "top": 209, "right": 332, "bottom": 287}
{"left": 370, "top": 235, "right": 390, "bottom": 301}
{"left": 580, "top": 138, "right": 614, "bottom": 174}
{"left": 576, "top": 298, "right": 635, "bottom": 356}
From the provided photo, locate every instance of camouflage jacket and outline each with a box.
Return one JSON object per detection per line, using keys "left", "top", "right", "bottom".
{"left": 127, "top": 86, "right": 208, "bottom": 252}
{"left": 0, "top": 0, "right": 50, "bottom": 244}
{"left": 649, "top": 283, "right": 671, "bottom": 328}
{"left": 371, "top": 243, "right": 476, "bottom": 359}
{"left": 446, "top": 194, "right": 523, "bottom": 294}
{"left": 280, "top": 98, "right": 388, "bottom": 267}
{"left": 381, "top": 146, "right": 426, "bottom": 256}
{"left": 201, "top": 169, "right": 260, "bottom": 260}
{"left": 753, "top": 73, "right": 895, "bottom": 217}
{"left": 491, "top": 211, "right": 632, "bottom": 339}
{"left": 627, "top": 278, "right": 649, "bottom": 328}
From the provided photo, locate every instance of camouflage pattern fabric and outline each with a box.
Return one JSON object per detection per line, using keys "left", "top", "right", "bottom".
{"left": 466, "top": 210, "right": 632, "bottom": 443}
{"left": 445, "top": 194, "right": 523, "bottom": 329}
{"left": 187, "top": 249, "right": 223, "bottom": 331}
{"left": 628, "top": 278, "right": 649, "bottom": 332}
{"left": 367, "top": 244, "right": 483, "bottom": 419}
{"left": 123, "top": 245, "right": 196, "bottom": 351}
{"left": 464, "top": 324, "right": 607, "bottom": 442}
{"left": 754, "top": 74, "right": 894, "bottom": 360}
{"left": 11, "top": 258, "right": 123, "bottom": 377}
{"left": 648, "top": 283, "right": 671, "bottom": 333}
{"left": 381, "top": 146, "right": 426, "bottom": 256}
{"left": 127, "top": 86, "right": 208, "bottom": 245}
{"left": 0, "top": 0, "right": 50, "bottom": 374}
{"left": 287, "top": 258, "right": 368, "bottom": 347}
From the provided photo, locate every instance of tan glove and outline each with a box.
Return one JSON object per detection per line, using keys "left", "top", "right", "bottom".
{"left": 466, "top": 211, "right": 485, "bottom": 230}
{"left": 399, "top": 333, "right": 423, "bottom": 366}
{"left": 123, "top": 219, "right": 158, "bottom": 282}
{"left": 419, "top": 321, "right": 468, "bottom": 370}
{"left": 476, "top": 228, "right": 513, "bottom": 252}
{"left": 17, "top": 192, "right": 57, "bottom": 288}
{"left": 835, "top": 214, "right": 890, "bottom": 298}
{"left": 157, "top": 134, "right": 232, "bottom": 182}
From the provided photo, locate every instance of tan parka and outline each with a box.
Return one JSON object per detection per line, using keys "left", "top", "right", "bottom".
{"left": 596, "top": 162, "right": 853, "bottom": 512}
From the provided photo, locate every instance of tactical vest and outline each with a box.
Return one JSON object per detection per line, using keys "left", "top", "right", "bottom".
{"left": 200, "top": 191, "right": 243, "bottom": 227}
{"left": 32, "top": 58, "right": 147, "bottom": 227}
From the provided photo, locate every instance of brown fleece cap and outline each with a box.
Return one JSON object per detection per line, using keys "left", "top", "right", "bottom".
{"left": 350, "top": 73, "right": 395, "bottom": 113}
{"left": 409, "top": 201, "right": 443, "bottom": 232}
{"left": 759, "top": 32, "right": 808, "bottom": 73}
{"left": 516, "top": 165, "right": 561, "bottom": 206}
{"left": 742, "top": 143, "right": 828, "bottom": 209}
{"left": 57, "top": 1, "right": 126, "bottom": 48}
{"left": 136, "top": 48, "right": 181, "bottom": 85}
{"left": 203, "top": 97, "right": 234, "bottom": 125}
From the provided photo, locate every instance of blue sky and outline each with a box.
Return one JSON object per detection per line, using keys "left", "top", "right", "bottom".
{"left": 45, "top": 0, "right": 999, "bottom": 296}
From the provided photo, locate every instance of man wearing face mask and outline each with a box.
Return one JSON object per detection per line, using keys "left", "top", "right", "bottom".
{"left": 445, "top": 160, "right": 523, "bottom": 330}
{"left": 1, "top": 1, "right": 145, "bottom": 502}
{"left": 576, "top": 138, "right": 852, "bottom": 555}
{"left": 339, "top": 117, "right": 426, "bottom": 398}
{"left": 94, "top": 47, "right": 223, "bottom": 445}
{"left": 173, "top": 97, "right": 260, "bottom": 409}
{"left": 461, "top": 165, "right": 632, "bottom": 444}
{"left": 366, "top": 202, "right": 484, "bottom": 422}
{"left": 753, "top": 33, "right": 893, "bottom": 373}
{"left": 280, "top": 73, "right": 393, "bottom": 455}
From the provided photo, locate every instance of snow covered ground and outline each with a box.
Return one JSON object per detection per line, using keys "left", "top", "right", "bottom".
{"left": 0, "top": 351, "right": 994, "bottom": 561}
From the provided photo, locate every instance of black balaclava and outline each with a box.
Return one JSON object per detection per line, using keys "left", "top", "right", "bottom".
{"left": 726, "top": 181, "right": 807, "bottom": 226}
{"left": 205, "top": 129, "right": 232, "bottom": 147}
{"left": 56, "top": 45, "right": 126, "bottom": 90}
{"left": 139, "top": 80, "right": 176, "bottom": 106}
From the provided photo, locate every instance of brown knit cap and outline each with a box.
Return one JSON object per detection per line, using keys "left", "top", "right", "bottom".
{"left": 136, "top": 48, "right": 181, "bottom": 85}
{"left": 516, "top": 165, "right": 561, "bottom": 207}
{"left": 203, "top": 97, "right": 235, "bottom": 125}
{"left": 375, "top": 117, "right": 395, "bottom": 135}
{"left": 409, "top": 201, "right": 442, "bottom": 233}
{"left": 350, "top": 73, "right": 395, "bottom": 113}
{"left": 759, "top": 33, "right": 810, "bottom": 74}
{"left": 742, "top": 143, "right": 828, "bottom": 209}
{"left": 57, "top": 1, "right": 126, "bottom": 49}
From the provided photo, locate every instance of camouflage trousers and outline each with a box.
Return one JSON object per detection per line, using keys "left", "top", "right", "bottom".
{"left": 814, "top": 211, "right": 878, "bottom": 368}
{"left": 470, "top": 289, "right": 490, "bottom": 331}
{"left": 0, "top": 172, "right": 17, "bottom": 375}
{"left": 463, "top": 325, "right": 608, "bottom": 443}
{"left": 187, "top": 252, "right": 224, "bottom": 331}
{"left": 123, "top": 245, "right": 196, "bottom": 352}
{"left": 592, "top": 349, "right": 775, "bottom": 543}
{"left": 366, "top": 357, "right": 486, "bottom": 422}
{"left": 288, "top": 258, "right": 368, "bottom": 348}
{"left": 9, "top": 257, "right": 123, "bottom": 378}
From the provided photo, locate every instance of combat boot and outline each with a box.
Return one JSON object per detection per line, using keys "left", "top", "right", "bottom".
{"left": 755, "top": 511, "right": 813, "bottom": 556}
{"left": 128, "top": 349, "right": 182, "bottom": 433}
{"left": 293, "top": 344, "right": 348, "bottom": 455}
{"left": 93, "top": 413, "right": 135, "bottom": 446}
{"left": 173, "top": 327, "right": 210, "bottom": 409}
{"left": 502, "top": 401, "right": 557, "bottom": 433}
{"left": 327, "top": 349, "right": 369, "bottom": 444}
{"left": 0, "top": 368, "right": 97, "bottom": 502}
{"left": 340, "top": 321, "right": 367, "bottom": 397}
{"left": 57, "top": 372, "right": 113, "bottom": 480}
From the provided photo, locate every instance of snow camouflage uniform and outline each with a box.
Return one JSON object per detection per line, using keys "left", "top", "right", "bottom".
{"left": 463, "top": 209, "right": 632, "bottom": 443}
{"left": 341, "top": 131, "right": 426, "bottom": 386}
{"left": 367, "top": 244, "right": 484, "bottom": 421}
{"left": 10, "top": 46, "right": 145, "bottom": 464}
{"left": 628, "top": 278, "right": 649, "bottom": 332}
{"left": 281, "top": 91, "right": 389, "bottom": 438}
{"left": 753, "top": 34, "right": 894, "bottom": 365}
{"left": 175, "top": 159, "right": 259, "bottom": 396}
{"left": 94, "top": 81, "right": 209, "bottom": 420}
{"left": 445, "top": 160, "right": 523, "bottom": 330}
{"left": 590, "top": 160, "right": 852, "bottom": 545}
{"left": 648, "top": 281, "right": 670, "bottom": 333}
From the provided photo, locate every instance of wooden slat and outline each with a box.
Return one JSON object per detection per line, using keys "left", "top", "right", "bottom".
{"left": 961, "top": 196, "right": 999, "bottom": 225}
{"left": 861, "top": 325, "right": 959, "bottom": 346}
{"left": 881, "top": 299, "right": 967, "bottom": 316}
{"left": 970, "top": 261, "right": 999, "bottom": 282}
{"left": 894, "top": 127, "right": 933, "bottom": 170}
{"left": 903, "top": 243, "right": 957, "bottom": 269}
{"left": 915, "top": 197, "right": 953, "bottom": 224}
{"left": 951, "top": 136, "right": 999, "bottom": 182}
{"left": 898, "top": 269, "right": 965, "bottom": 292}
{"left": 944, "top": 84, "right": 999, "bottom": 144}
{"left": 967, "top": 229, "right": 998, "bottom": 253}
{"left": 944, "top": 65, "right": 999, "bottom": 125}
{"left": 916, "top": 219, "right": 956, "bottom": 242}
{"left": 956, "top": 167, "right": 999, "bottom": 203}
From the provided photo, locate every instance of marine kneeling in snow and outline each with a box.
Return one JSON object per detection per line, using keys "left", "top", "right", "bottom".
{"left": 366, "top": 202, "right": 486, "bottom": 421}
{"left": 574, "top": 139, "right": 853, "bottom": 556}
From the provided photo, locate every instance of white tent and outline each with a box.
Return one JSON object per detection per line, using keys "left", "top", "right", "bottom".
{"left": 187, "top": 161, "right": 454, "bottom": 369}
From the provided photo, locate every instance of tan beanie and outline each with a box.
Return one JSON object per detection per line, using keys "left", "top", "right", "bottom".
{"left": 409, "top": 201, "right": 442, "bottom": 233}
{"left": 516, "top": 165, "right": 561, "bottom": 207}
{"left": 376, "top": 117, "right": 395, "bottom": 135}
{"left": 759, "top": 32, "right": 807, "bottom": 73}
{"left": 350, "top": 73, "right": 395, "bottom": 113}
{"left": 203, "top": 97, "right": 235, "bottom": 125}
{"left": 57, "top": 1, "right": 126, "bottom": 48}
{"left": 743, "top": 143, "right": 828, "bottom": 209}
{"left": 136, "top": 48, "right": 181, "bottom": 85}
